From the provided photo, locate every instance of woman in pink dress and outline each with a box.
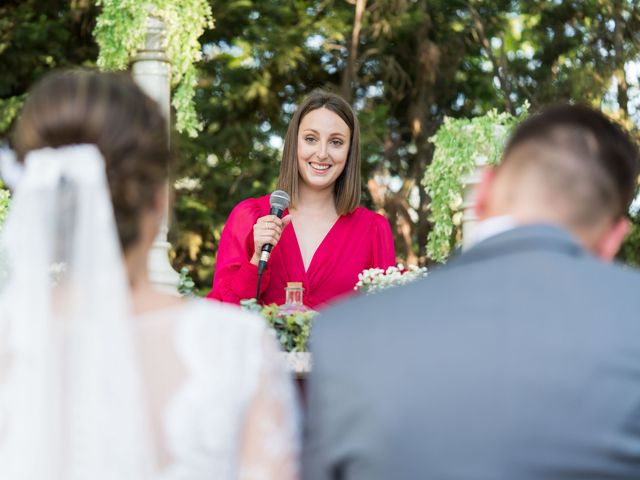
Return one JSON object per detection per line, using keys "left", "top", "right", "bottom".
{"left": 207, "top": 91, "right": 395, "bottom": 309}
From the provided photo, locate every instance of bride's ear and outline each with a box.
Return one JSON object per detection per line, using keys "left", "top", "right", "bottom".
{"left": 152, "top": 184, "right": 168, "bottom": 223}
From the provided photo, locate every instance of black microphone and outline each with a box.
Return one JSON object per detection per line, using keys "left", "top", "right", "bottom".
{"left": 257, "top": 190, "right": 290, "bottom": 276}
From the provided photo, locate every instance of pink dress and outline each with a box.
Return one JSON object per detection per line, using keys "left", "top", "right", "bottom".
{"left": 207, "top": 195, "right": 396, "bottom": 309}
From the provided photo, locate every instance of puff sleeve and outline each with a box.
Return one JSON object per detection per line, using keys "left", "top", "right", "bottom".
{"left": 207, "top": 199, "right": 272, "bottom": 303}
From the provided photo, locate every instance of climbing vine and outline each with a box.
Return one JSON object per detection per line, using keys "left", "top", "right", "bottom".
{"left": 423, "top": 106, "right": 528, "bottom": 262}
{"left": 94, "top": 0, "right": 213, "bottom": 137}
{"left": 0, "top": 187, "right": 9, "bottom": 230}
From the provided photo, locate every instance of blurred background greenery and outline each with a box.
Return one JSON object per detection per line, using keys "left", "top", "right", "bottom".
{"left": 1, "top": 0, "right": 639, "bottom": 294}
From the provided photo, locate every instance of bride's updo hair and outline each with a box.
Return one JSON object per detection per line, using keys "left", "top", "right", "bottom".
{"left": 13, "top": 70, "right": 171, "bottom": 251}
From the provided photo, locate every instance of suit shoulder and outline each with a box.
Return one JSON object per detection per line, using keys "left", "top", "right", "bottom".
{"left": 593, "top": 259, "right": 640, "bottom": 293}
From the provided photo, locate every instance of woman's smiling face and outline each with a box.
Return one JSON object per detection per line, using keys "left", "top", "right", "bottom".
{"left": 297, "top": 107, "right": 351, "bottom": 193}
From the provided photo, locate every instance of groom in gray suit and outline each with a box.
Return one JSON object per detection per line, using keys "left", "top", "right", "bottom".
{"left": 303, "top": 105, "right": 640, "bottom": 479}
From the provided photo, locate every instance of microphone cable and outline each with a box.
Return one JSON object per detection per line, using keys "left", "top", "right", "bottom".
{"left": 256, "top": 263, "right": 265, "bottom": 302}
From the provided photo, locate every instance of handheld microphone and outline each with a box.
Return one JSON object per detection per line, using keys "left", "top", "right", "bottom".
{"left": 257, "top": 189, "right": 290, "bottom": 277}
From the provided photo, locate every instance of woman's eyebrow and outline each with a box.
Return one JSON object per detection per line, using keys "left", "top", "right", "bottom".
{"left": 301, "top": 129, "right": 347, "bottom": 137}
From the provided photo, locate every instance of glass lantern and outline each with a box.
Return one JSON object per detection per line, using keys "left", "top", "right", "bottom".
{"left": 279, "top": 281, "right": 309, "bottom": 315}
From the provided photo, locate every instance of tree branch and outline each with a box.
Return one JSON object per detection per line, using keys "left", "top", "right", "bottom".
{"left": 341, "top": 0, "right": 368, "bottom": 101}
{"left": 468, "top": 3, "right": 515, "bottom": 114}
{"left": 613, "top": 0, "right": 629, "bottom": 116}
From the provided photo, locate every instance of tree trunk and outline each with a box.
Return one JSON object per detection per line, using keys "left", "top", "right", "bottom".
{"left": 340, "top": 0, "right": 367, "bottom": 101}
{"left": 408, "top": 0, "right": 437, "bottom": 263}
{"left": 613, "top": 0, "right": 629, "bottom": 115}
{"left": 469, "top": 3, "right": 515, "bottom": 114}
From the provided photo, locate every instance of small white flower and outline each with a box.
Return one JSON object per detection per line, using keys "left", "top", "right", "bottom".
{"left": 448, "top": 193, "right": 463, "bottom": 210}
{"left": 354, "top": 263, "right": 428, "bottom": 294}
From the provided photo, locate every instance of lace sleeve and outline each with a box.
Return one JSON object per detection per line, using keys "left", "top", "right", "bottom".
{"left": 238, "top": 330, "right": 300, "bottom": 480}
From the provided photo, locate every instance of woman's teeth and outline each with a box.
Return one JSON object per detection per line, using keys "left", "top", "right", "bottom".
{"left": 310, "top": 162, "right": 330, "bottom": 171}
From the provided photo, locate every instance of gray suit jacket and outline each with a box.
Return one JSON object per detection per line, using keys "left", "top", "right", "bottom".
{"left": 303, "top": 224, "right": 640, "bottom": 479}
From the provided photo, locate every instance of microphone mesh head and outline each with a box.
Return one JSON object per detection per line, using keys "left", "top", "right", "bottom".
{"left": 270, "top": 190, "right": 290, "bottom": 210}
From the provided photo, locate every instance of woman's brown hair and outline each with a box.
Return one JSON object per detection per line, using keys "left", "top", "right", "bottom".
{"left": 12, "top": 70, "right": 171, "bottom": 251}
{"left": 277, "top": 90, "right": 361, "bottom": 215}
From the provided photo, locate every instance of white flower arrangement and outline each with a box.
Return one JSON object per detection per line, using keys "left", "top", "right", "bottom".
{"left": 354, "top": 264, "right": 428, "bottom": 294}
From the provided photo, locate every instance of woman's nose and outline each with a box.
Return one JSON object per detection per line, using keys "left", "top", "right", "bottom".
{"left": 316, "top": 143, "right": 328, "bottom": 160}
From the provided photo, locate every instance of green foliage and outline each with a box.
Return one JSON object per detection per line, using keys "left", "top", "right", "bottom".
{"left": 240, "top": 299, "right": 316, "bottom": 352}
{"left": 618, "top": 216, "right": 640, "bottom": 268}
{"left": 0, "top": 1, "right": 98, "bottom": 138}
{"left": 0, "top": 95, "right": 26, "bottom": 133}
{"left": 171, "top": 0, "right": 349, "bottom": 288}
{"left": 94, "top": 0, "right": 213, "bottom": 136}
{"left": 424, "top": 108, "right": 526, "bottom": 262}
{"left": 3, "top": 1, "right": 640, "bottom": 284}
{"left": 0, "top": 187, "right": 7, "bottom": 282}
{"left": 177, "top": 266, "right": 196, "bottom": 296}
{"left": 0, "top": 187, "right": 9, "bottom": 230}
{"left": 171, "top": 0, "right": 640, "bottom": 285}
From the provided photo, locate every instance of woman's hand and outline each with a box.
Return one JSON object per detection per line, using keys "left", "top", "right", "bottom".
{"left": 250, "top": 214, "right": 292, "bottom": 266}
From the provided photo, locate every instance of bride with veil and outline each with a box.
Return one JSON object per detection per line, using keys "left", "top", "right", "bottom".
{"left": 0, "top": 70, "right": 299, "bottom": 479}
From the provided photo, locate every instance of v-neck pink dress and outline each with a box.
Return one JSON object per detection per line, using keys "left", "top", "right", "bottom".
{"left": 206, "top": 195, "right": 396, "bottom": 309}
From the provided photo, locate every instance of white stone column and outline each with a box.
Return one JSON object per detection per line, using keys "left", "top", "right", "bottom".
{"left": 132, "top": 14, "right": 180, "bottom": 292}
{"left": 460, "top": 155, "right": 488, "bottom": 250}
{"left": 461, "top": 124, "right": 510, "bottom": 249}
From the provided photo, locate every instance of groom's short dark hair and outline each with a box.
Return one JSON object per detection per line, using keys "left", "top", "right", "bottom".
{"left": 501, "top": 104, "right": 639, "bottom": 224}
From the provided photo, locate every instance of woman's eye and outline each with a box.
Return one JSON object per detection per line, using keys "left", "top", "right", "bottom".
{"left": 305, "top": 137, "right": 317, "bottom": 143}
{"left": 330, "top": 139, "right": 344, "bottom": 146}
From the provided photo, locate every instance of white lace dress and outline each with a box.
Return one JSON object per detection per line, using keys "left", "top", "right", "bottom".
{"left": 135, "top": 299, "right": 300, "bottom": 480}
{"left": 0, "top": 145, "right": 297, "bottom": 479}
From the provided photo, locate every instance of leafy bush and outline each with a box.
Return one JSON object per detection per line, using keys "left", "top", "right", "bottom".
{"left": 177, "top": 266, "right": 196, "bottom": 296}
{"left": 94, "top": 0, "right": 213, "bottom": 137}
{"left": 618, "top": 216, "right": 640, "bottom": 268}
{"left": 0, "top": 187, "right": 10, "bottom": 282}
{"left": 241, "top": 299, "right": 317, "bottom": 353}
{"left": 424, "top": 107, "right": 527, "bottom": 262}
{"left": 0, "top": 187, "right": 10, "bottom": 230}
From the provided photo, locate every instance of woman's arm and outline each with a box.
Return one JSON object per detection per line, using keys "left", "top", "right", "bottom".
{"left": 207, "top": 199, "right": 270, "bottom": 303}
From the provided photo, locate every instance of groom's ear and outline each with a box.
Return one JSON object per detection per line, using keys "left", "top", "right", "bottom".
{"left": 594, "top": 217, "right": 629, "bottom": 261}
{"left": 475, "top": 166, "right": 496, "bottom": 221}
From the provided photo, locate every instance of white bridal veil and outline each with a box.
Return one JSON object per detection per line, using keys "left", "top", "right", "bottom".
{"left": 0, "top": 145, "right": 153, "bottom": 479}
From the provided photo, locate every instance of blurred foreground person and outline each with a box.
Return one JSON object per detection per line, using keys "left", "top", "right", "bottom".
{"left": 0, "top": 71, "right": 298, "bottom": 480}
{"left": 304, "top": 105, "right": 640, "bottom": 479}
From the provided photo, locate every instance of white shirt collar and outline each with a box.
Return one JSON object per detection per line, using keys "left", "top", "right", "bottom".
{"left": 465, "top": 215, "right": 517, "bottom": 250}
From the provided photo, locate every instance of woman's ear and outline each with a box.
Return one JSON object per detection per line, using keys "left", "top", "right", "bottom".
{"left": 474, "top": 166, "right": 497, "bottom": 221}
{"left": 153, "top": 184, "right": 169, "bottom": 221}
